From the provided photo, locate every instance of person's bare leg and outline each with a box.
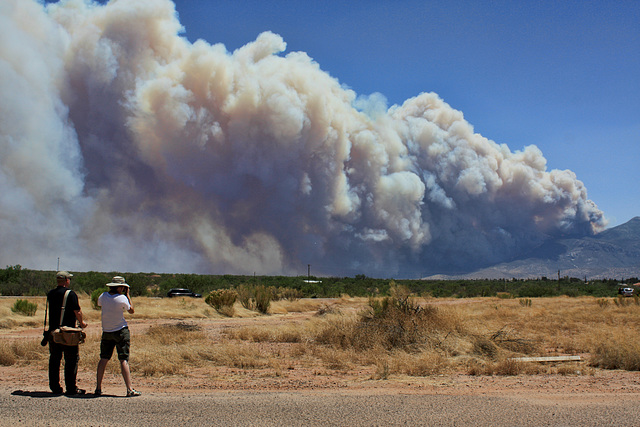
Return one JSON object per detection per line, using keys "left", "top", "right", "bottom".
{"left": 120, "top": 359, "right": 133, "bottom": 391}
{"left": 96, "top": 358, "right": 109, "bottom": 392}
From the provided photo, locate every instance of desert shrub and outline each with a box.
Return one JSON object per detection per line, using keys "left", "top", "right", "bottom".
{"left": 315, "top": 303, "right": 342, "bottom": 316}
{"left": 494, "top": 358, "right": 524, "bottom": 375}
{"left": 372, "top": 359, "right": 390, "bottom": 380}
{"left": 205, "top": 289, "right": 237, "bottom": 316}
{"left": 233, "top": 284, "right": 272, "bottom": 313}
{"left": 278, "top": 287, "right": 303, "bottom": 301}
{"left": 236, "top": 284, "right": 256, "bottom": 310}
{"left": 590, "top": 339, "right": 640, "bottom": 370}
{"left": 489, "top": 326, "right": 539, "bottom": 355}
{"left": 315, "top": 295, "right": 451, "bottom": 352}
{"left": 0, "top": 347, "right": 16, "bottom": 366}
{"left": 596, "top": 298, "right": 610, "bottom": 308}
{"left": 254, "top": 285, "right": 272, "bottom": 314}
{"left": 91, "top": 288, "right": 108, "bottom": 310}
{"left": 614, "top": 296, "right": 639, "bottom": 307}
{"left": 519, "top": 298, "right": 532, "bottom": 307}
{"left": 467, "top": 360, "right": 487, "bottom": 375}
{"left": 0, "top": 340, "right": 47, "bottom": 366}
{"left": 11, "top": 299, "right": 37, "bottom": 316}
{"left": 388, "top": 281, "right": 411, "bottom": 299}
{"left": 473, "top": 336, "right": 498, "bottom": 359}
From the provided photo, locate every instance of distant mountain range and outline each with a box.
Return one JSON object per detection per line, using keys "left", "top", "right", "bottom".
{"left": 426, "top": 217, "right": 640, "bottom": 280}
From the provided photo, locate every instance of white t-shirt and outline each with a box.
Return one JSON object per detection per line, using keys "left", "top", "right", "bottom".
{"left": 98, "top": 292, "right": 131, "bottom": 333}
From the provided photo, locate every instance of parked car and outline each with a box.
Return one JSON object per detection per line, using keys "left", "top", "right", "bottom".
{"left": 167, "top": 288, "right": 202, "bottom": 298}
{"left": 618, "top": 287, "right": 634, "bottom": 297}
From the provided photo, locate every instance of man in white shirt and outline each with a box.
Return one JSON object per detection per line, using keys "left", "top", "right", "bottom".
{"left": 95, "top": 276, "right": 141, "bottom": 397}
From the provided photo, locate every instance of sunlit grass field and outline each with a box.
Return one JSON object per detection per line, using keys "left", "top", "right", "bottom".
{"left": 2, "top": 294, "right": 640, "bottom": 379}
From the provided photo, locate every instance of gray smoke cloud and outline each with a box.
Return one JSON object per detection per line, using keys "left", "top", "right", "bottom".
{"left": 0, "top": 0, "right": 606, "bottom": 277}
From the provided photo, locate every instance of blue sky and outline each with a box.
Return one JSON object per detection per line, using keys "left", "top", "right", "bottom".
{"left": 172, "top": 0, "right": 639, "bottom": 228}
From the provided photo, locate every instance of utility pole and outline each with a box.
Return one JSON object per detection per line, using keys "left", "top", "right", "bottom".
{"left": 57, "top": 257, "right": 60, "bottom": 271}
{"left": 308, "top": 264, "right": 311, "bottom": 281}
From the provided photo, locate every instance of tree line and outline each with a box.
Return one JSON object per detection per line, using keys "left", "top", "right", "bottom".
{"left": 0, "top": 265, "right": 636, "bottom": 299}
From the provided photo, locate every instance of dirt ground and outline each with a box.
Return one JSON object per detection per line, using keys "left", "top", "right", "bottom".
{"left": 3, "top": 306, "right": 640, "bottom": 426}
{"left": 2, "top": 313, "right": 640, "bottom": 401}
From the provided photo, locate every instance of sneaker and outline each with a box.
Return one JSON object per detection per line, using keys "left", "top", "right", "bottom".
{"left": 94, "top": 389, "right": 102, "bottom": 396}
{"left": 126, "top": 389, "right": 141, "bottom": 397}
{"left": 65, "top": 388, "right": 86, "bottom": 396}
{"left": 51, "top": 387, "right": 64, "bottom": 395}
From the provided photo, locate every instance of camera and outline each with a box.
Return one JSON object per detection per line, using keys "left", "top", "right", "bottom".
{"left": 41, "top": 330, "right": 50, "bottom": 347}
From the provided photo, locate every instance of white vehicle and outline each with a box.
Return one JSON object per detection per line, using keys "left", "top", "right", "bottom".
{"left": 618, "top": 287, "right": 634, "bottom": 297}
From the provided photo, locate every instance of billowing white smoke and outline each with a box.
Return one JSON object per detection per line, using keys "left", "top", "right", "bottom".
{"left": 0, "top": 0, "right": 605, "bottom": 276}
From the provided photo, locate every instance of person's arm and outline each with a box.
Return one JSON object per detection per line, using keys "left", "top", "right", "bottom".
{"left": 125, "top": 287, "right": 134, "bottom": 314}
{"left": 74, "top": 308, "right": 88, "bottom": 328}
{"left": 69, "top": 291, "right": 87, "bottom": 328}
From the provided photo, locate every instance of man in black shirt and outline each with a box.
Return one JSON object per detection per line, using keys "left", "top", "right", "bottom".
{"left": 46, "top": 271, "right": 88, "bottom": 395}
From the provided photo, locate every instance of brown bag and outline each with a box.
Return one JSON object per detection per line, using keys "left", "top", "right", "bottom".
{"left": 51, "top": 326, "right": 86, "bottom": 345}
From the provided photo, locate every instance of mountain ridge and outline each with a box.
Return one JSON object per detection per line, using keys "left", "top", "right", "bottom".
{"left": 425, "top": 217, "right": 640, "bottom": 280}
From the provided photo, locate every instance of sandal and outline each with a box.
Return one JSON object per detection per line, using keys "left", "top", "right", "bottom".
{"left": 94, "top": 389, "right": 102, "bottom": 396}
{"left": 126, "top": 389, "right": 141, "bottom": 397}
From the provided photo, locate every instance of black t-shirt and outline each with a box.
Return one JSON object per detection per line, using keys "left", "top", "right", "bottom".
{"left": 47, "top": 286, "right": 80, "bottom": 330}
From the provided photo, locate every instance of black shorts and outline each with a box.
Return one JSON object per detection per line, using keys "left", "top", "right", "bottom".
{"left": 100, "top": 327, "right": 130, "bottom": 361}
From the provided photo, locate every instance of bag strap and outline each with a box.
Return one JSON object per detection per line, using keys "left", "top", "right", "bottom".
{"left": 43, "top": 298, "right": 48, "bottom": 332}
{"left": 59, "top": 289, "right": 71, "bottom": 326}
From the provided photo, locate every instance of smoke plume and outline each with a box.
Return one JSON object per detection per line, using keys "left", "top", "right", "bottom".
{"left": 0, "top": 0, "right": 606, "bottom": 277}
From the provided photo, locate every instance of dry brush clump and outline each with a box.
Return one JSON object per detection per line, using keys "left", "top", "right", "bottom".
{"left": 235, "top": 284, "right": 272, "bottom": 313}
{"left": 588, "top": 331, "right": 640, "bottom": 371}
{"left": 0, "top": 340, "right": 47, "bottom": 366}
{"left": 205, "top": 289, "right": 238, "bottom": 317}
{"left": 227, "top": 323, "right": 304, "bottom": 343}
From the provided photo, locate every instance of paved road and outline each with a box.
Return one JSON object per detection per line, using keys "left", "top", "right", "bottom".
{"left": 2, "top": 388, "right": 639, "bottom": 426}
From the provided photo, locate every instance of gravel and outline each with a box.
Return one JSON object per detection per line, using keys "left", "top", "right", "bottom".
{"left": 2, "top": 387, "right": 640, "bottom": 426}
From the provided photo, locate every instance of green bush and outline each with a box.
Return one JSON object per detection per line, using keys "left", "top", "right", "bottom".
{"left": 11, "top": 299, "right": 37, "bottom": 316}
{"left": 254, "top": 285, "right": 272, "bottom": 314}
{"left": 91, "top": 288, "right": 108, "bottom": 310}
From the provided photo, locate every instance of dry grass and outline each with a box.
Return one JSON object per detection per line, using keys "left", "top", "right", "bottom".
{"left": 0, "top": 340, "right": 48, "bottom": 367}
{"left": 130, "top": 297, "right": 215, "bottom": 319}
{"left": 0, "top": 297, "right": 45, "bottom": 329}
{"left": 2, "top": 295, "right": 640, "bottom": 381}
